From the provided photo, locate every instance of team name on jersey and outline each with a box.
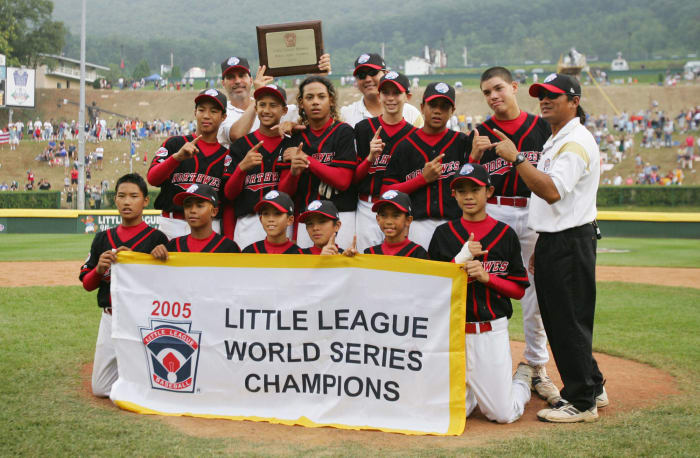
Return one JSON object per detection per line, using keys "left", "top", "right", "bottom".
{"left": 482, "top": 260, "right": 510, "bottom": 274}
{"left": 405, "top": 160, "right": 460, "bottom": 180}
{"left": 171, "top": 172, "right": 222, "bottom": 190}
{"left": 484, "top": 151, "right": 541, "bottom": 175}
{"left": 313, "top": 151, "right": 335, "bottom": 163}
{"left": 370, "top": 152, "right": 392, "bottom": 171}
{"left": 244, "top": 171, "right": 280, "bottom": 191}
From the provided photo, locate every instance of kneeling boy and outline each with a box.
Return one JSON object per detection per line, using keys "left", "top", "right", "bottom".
{"left": 364, "top": 190, "right": 428, "bottom": 259}
{"left": 242, "top": 190, "right": 304, "bottom": 254}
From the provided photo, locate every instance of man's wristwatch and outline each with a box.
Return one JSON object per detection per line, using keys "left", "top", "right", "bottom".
{"left": 513, "top": 152, "right": 526, "bottom": 166}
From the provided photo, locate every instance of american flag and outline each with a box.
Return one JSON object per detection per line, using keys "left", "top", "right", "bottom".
{"left": 0, "top": 131, "right": 9, "bottom": 144}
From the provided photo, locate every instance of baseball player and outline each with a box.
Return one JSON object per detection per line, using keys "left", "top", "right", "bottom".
{"left": 79, "top": 173, "right": 168, "bottom": 397}
{"left": 340, "top": 53, "right": 423, "bottom": 128}
{"left": 354, "top": 71, "right": 417, "bottom": 252}
{"left": 224, "top": 84, "right": 295, "bottom": 249}
{"left": 470, "top": 67, "right": 560, "bottom": 405}
{"left": 298, "top": 200, "right": 344, "bottom": 255}
{"left": 151, "top": 183, "right": 240, "bottom": 259}
{"left": 363, "top": 190, "right": 428, "bottom": 259}
{"left": 278, "top": 76, "right": 357, "bottom": 250}
{"left": 242, "top": 190, "right": 304, "bottom": 254}
{"left": 147, "top": 89, "right": 231, "bottom": 240}
{"left": 382, "top": 82, "right": 469, "bottom": 250}
{"left": 428, "top": 163, "right": 532, "bottom": 424}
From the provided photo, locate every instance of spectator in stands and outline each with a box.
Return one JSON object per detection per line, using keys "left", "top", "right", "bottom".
{"left": 38, "top": 178, "right": 51, "bottom": 190}
{"left": 0, "top": 182, "right": 8, "bottom": 191}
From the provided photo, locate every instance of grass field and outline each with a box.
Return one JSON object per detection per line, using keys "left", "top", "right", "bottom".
{"left": 1, "top": 282, "right": 698, "bottom": 456}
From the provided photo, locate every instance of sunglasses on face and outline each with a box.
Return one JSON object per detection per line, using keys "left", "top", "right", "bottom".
{"left": 538, "top": 91, "right": 564, "bottom": 101}
{"left": 356, "top": 68, "right": 380, "bottom": 80}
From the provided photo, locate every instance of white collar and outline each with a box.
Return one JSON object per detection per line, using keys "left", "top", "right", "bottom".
{"left": 551, "top": 117, "right": 580, "bottom": 143}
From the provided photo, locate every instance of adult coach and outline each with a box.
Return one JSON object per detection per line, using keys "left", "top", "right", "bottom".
{"left": 491, "top": 73, "right": 606, "bottom": 423}
{"left": 340, "top": 53, "right": 423, "bottom": 128}
{"left": 470, "top": 67, "right": 559, "bottom": 405}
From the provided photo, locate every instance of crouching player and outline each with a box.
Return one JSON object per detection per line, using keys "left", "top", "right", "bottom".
{"left": 298, "top": 200, "right": 344, "bottom": 255}
{"left": 428, "top": 163, "right": 532, "bottom": 423}
{"left": 79, "top": 173, "right": 168, "bottom": 397}
{"left": 242, "top": 190, "right": 304, "bottom": 254}
{"left": 364, "top": 190, "right": 428, "bottom": 259}
{"left": 151, "top": 183, "right": 240, "bottom": 258}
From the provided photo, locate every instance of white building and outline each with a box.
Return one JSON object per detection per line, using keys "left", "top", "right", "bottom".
{"left": 404, "top": 57, "right": 432, "bottom": 75}
{"left": 36, "top": 53, "right": 109, "bottom": 89}
{"left": 183, "top": 67, "right": 206, "bottom": 79}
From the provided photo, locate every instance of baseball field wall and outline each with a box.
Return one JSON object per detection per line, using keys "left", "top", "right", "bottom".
{"left": 0, "top": 210, "right": 698, "bottom": 238}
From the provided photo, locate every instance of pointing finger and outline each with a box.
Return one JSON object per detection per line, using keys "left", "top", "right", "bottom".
{"left": 492, "top": 129, "right": 508, "bottom": 141}
{"left": 251, "top": 141, "right": 264, "bottom": 152}
{"left": 191, "top": 134, "right": 203, "bottom": 145}
{"left": 433, "top": 153, "right": 445, "bottom": 163}
{"left": 326, "top": 232, "right": 336, "bottom": 247}
{"left": 372, "top": 126, "right": 383, "bottom": 140}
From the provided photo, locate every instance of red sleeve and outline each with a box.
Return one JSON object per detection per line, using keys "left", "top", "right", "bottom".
{"left": 486, "top": 274, "right": 525, "bottom": 299}
{"left": 224, "top": 166, "right": 246, "bottom": 200}
{"left": 221, "top": 204, "right": 236, "bottom": 240}
{"left": 147, "top": 156, "right": 180, "bottom": 186}
{"left": 82, "top": 268, "right": 102, "bottom": 291}
{"left": 278, "top": 169, "right": 300, "bottom": 195}
{"left": 468, "top": 155, "right": 479, "bottom": 163}
{"left": 308, "top": 157, "right": 353, "bottom": 191}
{"left": 353, "top": 158, "right": 371, "bottom": 184}
{"left": 381, "top": 174, "right": 427, "bottom": 195}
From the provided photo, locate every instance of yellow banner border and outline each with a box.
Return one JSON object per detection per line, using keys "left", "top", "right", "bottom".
{"left": 114, "top": 251, "right": 467, "bottom": 436}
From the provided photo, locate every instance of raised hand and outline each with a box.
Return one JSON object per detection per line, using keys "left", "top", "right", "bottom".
{"left": 320, "top": 232, "right": 339, "bottom": 256}
{"left": 253, "top": 65, "right": 275, "bottom": 91}
{"left": 343, "top": 235, "right": 358, "bottom": 257}
{"left": 467, "top": 232, "right": 488, "bottom": 258}
{"left": 239, "top": 141, "right": 264, "bottom": 171}
{"left": 367, "top": 126, "right": 385, "bottom": 164}
{"left": 290, "top": 142, "right": 309, "bottom": 176}
{"left": 173, "top": 135, "right": 202, "bottom": 162}
{"left": 465, "top": 259, "right": 489, "bottom": 283}
{"left": 318, "top": 53, "right": 332, "bottom": 75}
{"left": 271, "top": 121, "right": 307, "bottom": 138}
{"left": 492, "top": 129, "right": 519, "bottom": 163}
{"left": 422, "top": 153, "right": 445, "bottom": 183}
{"left": 470, "top": 128, "right": 494, "bottom": 162}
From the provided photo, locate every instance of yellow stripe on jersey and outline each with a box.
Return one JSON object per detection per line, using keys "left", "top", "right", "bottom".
{"left": 554, "top": 141, "right": 590, "bottom": 170}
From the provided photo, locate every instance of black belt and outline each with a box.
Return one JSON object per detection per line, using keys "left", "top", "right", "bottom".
{"left": 538, "top": 222, "right": 596, "bottom": 238}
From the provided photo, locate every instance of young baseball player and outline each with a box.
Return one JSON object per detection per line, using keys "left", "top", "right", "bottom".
{"left": 383, "top": 82, "right": 469, "bottom": 250}
{"left": 242, "top": 190, "right": 304, "bottom": 254}
{"left": 471, "top": 67, "right": 559, "bottom": 405}
{"left": 151, "top": 183, "right": 240, "bottom": 259}
{"left": 225, "top": 84, "right": 295, "bottom": 249}
{"left": 298, "top": 200, "right": 344, "bottom": 255}
{"left": 428, "top": 162, "right": 532, "bottom": 424}
{"left": 278, "top": 76, "right": 357, "bottom": 250}
{"left": 147, "top": 89, "right": 231, "bottom": 240}
{"left": 354, "top": 71, "right": 417, "bottom": 252}
{"left": 79, "top": 173, "right": 168, "bottom": 397}
{"left": 363, "top": 190, "right": 428, "bottom": 259}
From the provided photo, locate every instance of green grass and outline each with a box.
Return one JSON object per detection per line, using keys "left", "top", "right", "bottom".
{"left": 1, "top": 282, "right": 698, "bottom": 456}
{"left": 0, "top": 234, "right": 92, "bottom": 261}
{"left": 597, "top": 237, "right": 700, "bottom": 268}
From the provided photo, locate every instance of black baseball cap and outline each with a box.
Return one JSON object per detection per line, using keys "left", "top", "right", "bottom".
{"left": 450, "top": 163, "right": 492, "bottom": 189}
{"left": 298, "top": 200, "right": 339, "bottom": 223}
{"left": 423, "top": 82, "right": 456, "bottom": 107}
{"left": 371, "top": 190, "right": 412, "bottom": 215}
{"left": 529, "top": 73, "right": 581, "bottom": 98}
{"left": 194, "top": 88, "right": 227, "bottom": 112}
{"left": 173, "top": 183, "right": 219, "bottom": 207}
{"left": 379, "top": 71, "right": 410, "bottom": 94}
{"left": 253, "top": 84, "right": 288, "bottom": 106}
{"left": 221, "top": 56, "right": 251, "bottom": 76}
{"left": 353, "top": 53, "right": 386, "bottom": 76}
{"left": 253, "top": 190, "right": 294, "bottom": 214}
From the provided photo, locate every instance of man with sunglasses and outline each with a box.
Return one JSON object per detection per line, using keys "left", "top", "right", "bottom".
{"left": 470, "top": 67, "right": 558, "bottom": 408}
{"left": 340, "top": 53, "right": 423, "bottom": 128}
{"left": 491, "top": 73, "right": 606, "bottom": 424}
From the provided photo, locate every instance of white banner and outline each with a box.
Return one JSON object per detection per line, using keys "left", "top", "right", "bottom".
{"left": 111, "top": 252, "right": 466, "bottom": 435}
{"left": 6, "top": 67, "right": 35, "bottom": 108}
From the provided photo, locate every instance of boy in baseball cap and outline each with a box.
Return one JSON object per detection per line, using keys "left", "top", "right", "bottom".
{"left": 243, "top": 190, "right": 304, "bottom": 254}
{"left": 298, "top": 200, "right": 344, "bottom": 255}
{"left": 364, "top": 190, "right": 428, "bottom": 259}
{"left": 151, "top": 183, "right": 240, "bottom": 259}
{"left": 429, "top": 162, "right": 533, "bottom": 424}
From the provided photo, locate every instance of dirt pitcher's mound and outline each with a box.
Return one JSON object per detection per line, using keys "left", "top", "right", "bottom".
{"left": 82, "top": 341, "right": 678, "bottom": 451}
{"left": 596, "top": 266, "right": 700, "bottom": 289}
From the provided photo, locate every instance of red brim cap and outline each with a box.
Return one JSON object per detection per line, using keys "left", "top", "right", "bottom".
{"left": 222, "top": 65, "right": 250, "bottom": 76}
{"left": 173, "top": 192, "right": 216, "bottom": 206}
{"left": 378, "top": 80, "right": 407, "bottom": 93}
{"left": 194, "top": 94, "right": 226, "bottom": 112}
{"left": 253, "top": 87, "right": 287, "bottom": 105}
{"left": 371, "top": 199, "right": 410, "bottom": 214}
{"left": 424, "top": 94, "right": 455, "bottom": 107}
{"left": 253, "top": 200, "right": 289, "bottom": 214}
{"left": 353, "top": 64, "right": 383, "bottom": 76}
{"left": 450, "top": 176, "right": 488, "bottom": 189}
{"left": 528, "top": 83, "right": 566, "bottom": 97}
{"left": 298, "top": 210, "right": 339, "bottom": 223}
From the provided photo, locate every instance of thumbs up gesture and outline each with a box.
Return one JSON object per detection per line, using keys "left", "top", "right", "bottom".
{"left": 470, "top": 128, "right": 494, "bottom": 162}
{"left": 320, "top": 232, "right": 339, "bottom": 256}
{"left": 173, "top": 134, "right": 202, "bottom": 162}
{"left": 467, "top": 232, "right": 488, "bottom": 258}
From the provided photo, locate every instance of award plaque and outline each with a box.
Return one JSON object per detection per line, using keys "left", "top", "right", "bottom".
{"left": 257, "top": 20, "right": 324, "bottom": 77}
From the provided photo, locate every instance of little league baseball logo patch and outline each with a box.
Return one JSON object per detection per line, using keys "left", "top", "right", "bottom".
{"left": 544, "top": 73, "right": 557, "bottom": 83}
{"left": 155, "top": 147, "right": 168, "bottom": 157}
{"left": 308, "top": 200, "right": 322, "bottom": 210}
{"left": 140, "top": 319, "right": 202, "bottom": 393}
{"left": 357, "top": 54, "right": 370, "bottom": 64}
{"left": 435, "top": 83, "right": 449, "bottom": 94}
{"left": 382, "top": 190, "right": 398, "bottom": 199}
{"left": 227, "top": 57, "right": 240, "bottom": 66}
{"left": 385, "top": 71, "right": 399, "bottom": 80}
{"left": 459, "top": 164, "right": 474, "bottom": 175}
{"left": 205, "top": 89, "right": 219, "bottom": 97}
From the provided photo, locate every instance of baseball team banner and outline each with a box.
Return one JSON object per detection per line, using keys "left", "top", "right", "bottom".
{"left": 110, "top": 252, "right": 466, "bottom": 435}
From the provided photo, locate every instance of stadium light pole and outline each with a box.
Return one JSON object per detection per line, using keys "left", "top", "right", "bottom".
{"left": 77, "top": 0, "right": 87, "bottom": 210}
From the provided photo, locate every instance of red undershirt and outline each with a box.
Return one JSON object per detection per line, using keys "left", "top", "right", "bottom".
{"left": 225, "top": 130, "right": 283, "bottom": 201}
{"left": 378, "top": 116, "right": 407, "bottom": 137}
{"left": 309, "top": 118, "right": 333, "bottom": 136}
{"left": 186, "top": 232, "right": 216, "bottom": 252}
{"left": 254, "top": 130, "right": 283, "bottom": 152}
{"left": 490, "top": 110, "right": 527, "bottom": 136}
{"left": 147, "top": 139, "right": 221, "bottom": 186}
{"left": 264, "top": 239, "right": 295, "bottom": 254}
{"left": 380, "top": 238, "right": 412, "bottom": 256}
{"left": 355, "top": 117, "right": 408, "bottom": 184}
{"left": 305, "top": 244, "right": 340, "bottom": 255}
{"left": 416, "top": 128, "right": 448, "bottom": 146}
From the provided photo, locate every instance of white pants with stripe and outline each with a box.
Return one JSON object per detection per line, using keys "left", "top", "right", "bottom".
{"left": 408, "top": 218, "right": 447, "bottom": 253}
{"left": 486, "top": 202, "right": 549, "bottom": 366}
{"left": 92, "top": 311, "right": 117, "bottom": 397}
{"left": 159, "top": 216, "right": 221, "bottom": 241}
{"left": 465, "top": 317, "right": 531, "bottom": 423}
{"left": 355, "top": 200, "right": 384, "bottom": 253}
{"left": 296, "top": 211, "right": 356, "bottom": 250}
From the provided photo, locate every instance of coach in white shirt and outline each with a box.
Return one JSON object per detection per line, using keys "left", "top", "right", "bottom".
{"left": 491, "top": 73, "right": 606, "bottom": 424}
{"left": 340, "top": 53, "right": 423, "bottom": 128}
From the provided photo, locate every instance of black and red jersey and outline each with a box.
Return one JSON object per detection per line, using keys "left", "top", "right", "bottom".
{"left": 364, "top": 240, "right": 428, "bottom": 259}
{"left": 149, "top": 134, "right": 231, "bottom": 214}
{"left": 165, "top": 233, "right": 240, "bottom": 253}
{"left": 243, "top": 240, "right": 304, "bottom": 254}
{"left": 474, "top": 113, "right": 550, "bottom": 197}
{"left": 286, "top": 120, "right": 357, "bottom": 212}
{"left": 384, "top": 129, "right": 469, "bottom": 220}
{"left": 301, "top": 245, "right": 344, "bottom": 255}
{"left": 227, "top": 132, "right": 292, "bottom": 217}
{"left": 79, "top": 224, "right": 168, "bottom": 308}
{"left": 354, "top": 116, "right": 416, "bottom": 199}
{"left": 428, "top": 216, "right": 529, "bottom": 322}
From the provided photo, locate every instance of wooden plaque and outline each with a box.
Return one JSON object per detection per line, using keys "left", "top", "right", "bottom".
{"left": 257, "top": 20, "right": 324, "bottom": 77}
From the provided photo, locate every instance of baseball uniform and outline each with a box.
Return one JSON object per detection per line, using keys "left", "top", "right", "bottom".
{"left": 243, "top": 240, "right": 304, "bottom": 254}
{"left": 166, "top": 232, "right": 240, "bottom": 253}
{"left": 364, "top": 240, "right": 427, "bottom": 259}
